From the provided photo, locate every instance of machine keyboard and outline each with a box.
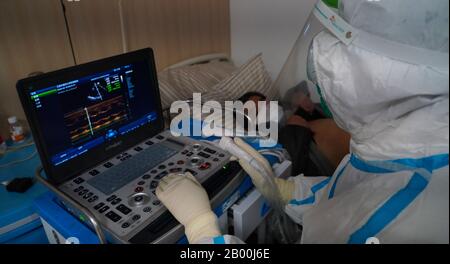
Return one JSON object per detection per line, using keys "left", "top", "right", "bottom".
{"left": 88, "top": 144, "right": 178, "bottom": 195}
{"left": 60, "top": 133, "right": 234, "bottom": 243}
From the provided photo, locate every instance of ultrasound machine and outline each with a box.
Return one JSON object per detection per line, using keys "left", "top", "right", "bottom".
{"left": 16, "top": 48, "right": 247, "bottom": 244}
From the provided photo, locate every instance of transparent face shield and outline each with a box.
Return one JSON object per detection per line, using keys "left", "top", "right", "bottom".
{"left": 276, "top": 0, "right": 449, "bottom": 119}
{"left": 275, "top": 0, "right": 346, "bottom": 117}
{"left": 276, "top": 0, "right": 338, "bottom": 118}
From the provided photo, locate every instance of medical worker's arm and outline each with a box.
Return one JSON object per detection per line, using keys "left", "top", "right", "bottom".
{"left": 283, "top": 156, "right": 351, "bottom": 225}
{"left": 234, "top": 136, "right": 339, "bottom": 225}
{"left": 239, "top": 156, "right": 333, "bottom": 221}
{"left": 233, "top": 137, "right": 296, "bottom": 204}
{"left": 238, "top": 158, "right": 295, "bottom": 204}
{"left": 239, "top": 158, "right": 337, "bottom": 227}
{"left": 156, "top": 173, "right": 244, "bottom": 244}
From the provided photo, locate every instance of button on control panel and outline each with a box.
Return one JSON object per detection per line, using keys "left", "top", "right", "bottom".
{"left": 73, "top": 177, "right": 84, "bottom": 184}
{"left": 104, "top": 162, "right": 114, "bottom": 168}
{"left": 105, "top": 211, "right": 122, "bottom": 222}
{"left": 111, "top": 198, "right": 122, "bottom": 205}
{"left": 117, "top": 204, "right": 132, "bottom": 215}
{"left": 99, "top": 206, "right": 109, "bottom": 213}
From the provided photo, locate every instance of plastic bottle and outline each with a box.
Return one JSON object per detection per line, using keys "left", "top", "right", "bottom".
{"left": 8, "top": 116, "right": 25, "bottom": 143}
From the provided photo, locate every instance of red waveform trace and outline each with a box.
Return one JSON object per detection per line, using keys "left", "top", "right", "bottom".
{"left": 64, "top": 95, "right": 128, "bottom": 143}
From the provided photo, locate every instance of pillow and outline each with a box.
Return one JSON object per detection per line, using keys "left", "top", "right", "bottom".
{"left": 202, "top": 53, "right": 278, "bottom": 103}
{"left": 158, "top": 60, "right": 237, "bottom": 109}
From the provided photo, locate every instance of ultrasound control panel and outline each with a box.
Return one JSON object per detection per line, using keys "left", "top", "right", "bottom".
{"left": 58, "top": 130, "right": 233, "bottom": 243}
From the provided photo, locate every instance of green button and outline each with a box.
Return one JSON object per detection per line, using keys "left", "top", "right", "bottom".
{"left": 79, "top": 215, "right": 86, "bottom": 222}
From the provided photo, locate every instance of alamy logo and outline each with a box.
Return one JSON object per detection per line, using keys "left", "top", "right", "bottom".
{"left": 169, "top": 93, "right": 280, "bottom": 147}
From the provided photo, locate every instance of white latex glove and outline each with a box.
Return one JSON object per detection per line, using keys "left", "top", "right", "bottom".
{"left": 233, "top": 137, "right": 294, "bottom": 204}
{"left": 238, "top": 159, "right": 294, "bottom": 205}
{"left": 156, "top": 173, "right": 221, "bottom": 243}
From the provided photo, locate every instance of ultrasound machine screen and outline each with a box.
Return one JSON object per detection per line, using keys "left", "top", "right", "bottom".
{"left": 17, "top": 49, "right": 163, "bottom": 184}
{"left": 34, "top": 62, "right": 157, "bottom": 166}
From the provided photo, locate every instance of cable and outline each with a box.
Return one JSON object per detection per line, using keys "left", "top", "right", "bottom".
{"left": 118, "top": 0, "right": 128, "bottom": 53}
{"left": 0, "top": 138, "right": 37, "bottom": 168}
{"left": 0, "top": 150, "right": 38, "bottom": 169}
{"left": 258, "top": 151, "right": 284, "bottom": 163}
{"left": 60, "top": 0, "right": 77, "bottom": 65}
{"left": 5, "top": 140, "right": 35, "bottom": 153}
{"left": 258, "top": 149, "right": 290, "bottom": 163}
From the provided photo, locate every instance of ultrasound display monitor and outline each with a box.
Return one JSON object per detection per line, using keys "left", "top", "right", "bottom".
{"left": 17, "top": 48, "right": 164, "bottom": 185}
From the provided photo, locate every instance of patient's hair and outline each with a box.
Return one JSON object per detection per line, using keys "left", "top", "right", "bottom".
{"left": 234, "top": 91, "right": 267, "bottom": 131}
{"left": 238, "top": 91, "right": 266, "bottom": 103}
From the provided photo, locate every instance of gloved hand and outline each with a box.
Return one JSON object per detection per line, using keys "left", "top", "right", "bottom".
{"left": 156, "top": 172, "right": 221, "bottom": 243}
{"left": 238, "top": 159, "right": 294, "bottom": 205}
{"left": 234, "top": 137, "right": 295, "bottom": 205}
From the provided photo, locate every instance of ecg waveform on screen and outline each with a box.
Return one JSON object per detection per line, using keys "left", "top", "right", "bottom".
{"left": 64, "top": 95, "right": 128, "bottom": 143}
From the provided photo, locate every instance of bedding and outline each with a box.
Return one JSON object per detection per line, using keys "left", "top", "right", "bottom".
{"left": 202, "top": 53, "right": 278, "bottom": 103}
{"left": 158, "top": 59, "right": 236, "bottom": 110}
{"left": 158, "top": 53, "right": 278, "bottom": 110}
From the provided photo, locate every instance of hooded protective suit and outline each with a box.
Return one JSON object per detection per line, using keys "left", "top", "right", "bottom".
{"left": 157, "top": 0, "right": 449, "bottom": 244}
{"left": 292, "top": 0, "right": 449, "bottom": 243}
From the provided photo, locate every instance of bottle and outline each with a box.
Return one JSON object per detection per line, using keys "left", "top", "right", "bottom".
{"left": 8, "top": 116, "right": 25, "bottom": 143}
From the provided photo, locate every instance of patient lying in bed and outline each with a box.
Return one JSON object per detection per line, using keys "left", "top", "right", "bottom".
{"left": 239, "top": 84, "right": 350, "bottom": 176}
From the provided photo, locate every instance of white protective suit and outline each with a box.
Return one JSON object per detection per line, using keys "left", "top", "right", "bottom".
{"left": 158, "top": 0, "right": 449, "bottom": 244}
{"left": 209, "top": 0, "right": 448, "bottom": 244}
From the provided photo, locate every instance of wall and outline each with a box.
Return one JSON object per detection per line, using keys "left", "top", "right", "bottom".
{"left": 64, "top": 0, "right": 230, "bottom": 70}
{"left": 0, "top": 0, "right": 230, "bottom": 137}
{"left": 0, "top": 0, "right": 75, "bottom": 138}
{"left": 230, "top": 0, "right": 315, "bottom": 82}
